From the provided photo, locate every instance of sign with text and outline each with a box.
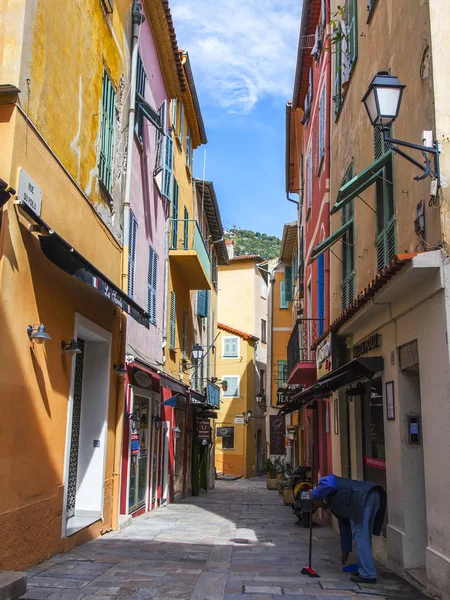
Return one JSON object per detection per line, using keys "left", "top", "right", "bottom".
{"left": 216, "top": 426, "right": 234, "bottom": 438}
{"left": 353, "top": 333, "right": 381, "bottom": 358}
{"left": 18, "top": 169, "right": 42, "bottom": 216}
{"left": 197, "top": 418, "right": 210, "bottom": 440}
{"left": 234, "top": 415, "right": 244, "bottom": 424}
{"left": 316, "top": 334, "right": 333, "bottom": 379}
{"left": 269, "top": 415, "right": 286, "bottom": 455}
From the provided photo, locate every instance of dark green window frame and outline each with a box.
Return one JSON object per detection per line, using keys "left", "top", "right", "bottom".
{"left": 98, "top": 70, "right": 116, "bottom": 193}
{"left": 135, "top": 53, "right": 147, "bottom": 143}
{"left": 169, "top": 291, "right": 176, "bottom": 350}
{"left": 375, "top": 156, "right": 396, "bottom": 272}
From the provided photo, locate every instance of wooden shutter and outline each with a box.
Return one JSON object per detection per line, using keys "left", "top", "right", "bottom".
{"left": 128, "top": 211, "right": 137, "bottom": 298}
{"left": 280, "top": 280, "right": 288, "bottom": 309}
{"left": 169, "top": 291, "right": 176, "bottom": 349}
{"left": 135, "top": 53, "right": 147, "bottom": 142}
{"left": 180, "top": 102, "right": 185, "bottom": 142}
{"left": 334, "top": 29, "right": 342, "bottom": 119}
{"left": 197, "top": 290, "right": 208, "bottom": 318}
{"left": 99, "top": 70, "right": 116, "bottom": 192}
{"left": 319, "top": 87, "right": 325, "bottom": 160}
{"left": 285, "top": 266, "right": 292, "bottom": 301}
{"left": 348, "top": 0, "right": 358, "bottom": 67}
{"left": 147, "top": 245, "right": 158, "bottom": 325}
{"left": 223, "top": 338, "right": 231, "bottom": 357}
{"left": 162, "top": 135, "right": 173, "bottom": 201}
{"left": 277, "top": 360, "right": 288, "bottom": 388}
{"left": 307, "top": 152, "right": 312, "bottom": 207}
{"left": 171, "top": 98, "right": 177, "bottom": 130}
{"left": 230, "top": 337, "right": 238, "bottom": 357}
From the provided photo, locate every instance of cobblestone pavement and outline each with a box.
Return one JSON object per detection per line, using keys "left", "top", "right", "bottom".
{"left": 21, "top": 477, "right": 427, "bottom": 600}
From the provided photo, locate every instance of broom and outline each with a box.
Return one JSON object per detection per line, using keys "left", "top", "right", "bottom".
{"left": 301, "top": 441, "right": 320, "bottom": 578}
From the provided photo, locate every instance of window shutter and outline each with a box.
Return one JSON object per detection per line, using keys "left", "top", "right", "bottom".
{"left": 230, "top": 337, "right": 238, "bottom": 357}
{"left": 159, "top": 100, "right": 167, "bottom": 133}
{"left": 183, "top": 207, "right": 189, "bottom": 250}
{"left": 223, "top": 338, "right": 231, "bottom": 357}
{"left": 180, "top": 102, "right": 185, "bottom": 142}
{"left": 318, "top": 254, "right": 325, "bottom": 335}
{"left": 280, "top": 280, "right": 288, "bottom": 309}
{"left": 197, "top": 290, "right": 208, "bottom": 318}
{"left": 169, "top": 291, "right": 176, "bottom": 349}
{"left": 99, "top": 70, "right": 116, "bottom": 192}
{"left": 171, "top": 180, "right": 179, "bottom": 248}
{"left": 171, "top": 98, "right": 177, "bottom": 130}
{"left": 128, "top": 211, "right": 137, "bottom": 298}
{"left": 319, "top": 87, "right": 325, "bottom": 160}
{"left": 333, "top": 30, "right": 342, "bottom": 119}
{"left": 223, "top": 376, "right": 239, "bottom": 397}
{"left": 285, "top": 266, "right": 292, "bottom": 302}
{"left": 147, "top": 245, "right": 158, "bottom": 325}
{"left": 277, "top": 360, "right": 288, "bottom": 388}
{"left": 307, "top": 152, "right": 312, "bottom": 208}
{"left": 182, "top": 308, "right": 187, "bottom": 358}
{"left": 162, "top": 135, "right": 173, "bottom": 201}
{"left": 348, "top": 0, "right": 358, "bottom": 67}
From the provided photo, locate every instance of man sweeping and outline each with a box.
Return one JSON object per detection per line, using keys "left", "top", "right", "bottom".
{"left": 312, "top": 475, "right": 387, "bottom": 584}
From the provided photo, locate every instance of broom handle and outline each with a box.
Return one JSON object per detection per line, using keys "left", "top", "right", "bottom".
{"left": 309, "top": 441, "right": 315, "bottom": 567}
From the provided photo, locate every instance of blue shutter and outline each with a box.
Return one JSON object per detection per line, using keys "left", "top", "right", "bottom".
{"left": 169, "top": 291, "right": 176, "bottom": 349}
{"left": 99, "top": 70, "right": 116, "bottom": 192}
{"left": 280, "top": 281, "right": 288, "bottom": 309}
{"left": 147, "top": 245, "right": 158, "bottom": 325}
{"left": 171, "top": 180, "right": 179, "bottom": 248}
{"left": 285, "top": 266, "right": 292, "bottom": 302}
{"left": 197, "top": 290, "right": 208, "bottom": 318}
{"left": 318, "top": 254, "right": 325, "bottom": 335}
{"left": 128, "top": 211, "right": 137, "bottom": 298}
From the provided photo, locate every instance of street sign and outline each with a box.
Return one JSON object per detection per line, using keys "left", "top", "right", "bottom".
{"left": 234, "top": 416, "right": 244, "bottom": 424}
{"left": 18, "top": 169, "right": 42, "bottom": 216}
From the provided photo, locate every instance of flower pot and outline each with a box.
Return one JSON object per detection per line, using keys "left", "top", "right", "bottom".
{"left": 283, "top": 488, "right": 295, "bottom": 505}
{"left": 266, "top": 478, "right": 279, "bottom": 490}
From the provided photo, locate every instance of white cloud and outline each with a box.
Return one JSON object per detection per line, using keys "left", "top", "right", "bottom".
{"left": 170, "top": 0, "right": 302, "bottom": 114}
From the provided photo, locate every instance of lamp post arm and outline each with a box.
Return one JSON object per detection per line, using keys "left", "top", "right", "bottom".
{"left": 383, "top": 133, "right": 440, "bottom": 186}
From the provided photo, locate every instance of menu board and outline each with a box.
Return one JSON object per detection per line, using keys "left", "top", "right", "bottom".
{"left": 270, "top": 415, "right": 286, "bottom": 455}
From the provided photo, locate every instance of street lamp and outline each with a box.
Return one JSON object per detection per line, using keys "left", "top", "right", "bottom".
{"left": 61, "top": 339, "right": 82, "bottom": 355}
{"left": 362, "top": 71, "right": 441, "bottom": 188}
{"left": 173, "top": 425, "right": 182, "bottom": 439}
{"left": 191, "top": 343, "right": 204, "bottom": 361}
{"left": 152, "top": 415, "right": 162, "bottom": 431}
{"left": 255, "top": 392, "right": 264, "bottom": 405}
{"left": 27, "top": 323, "right": 51, "bottom": 345}
{"left": 243, "top": 410, "right": 253, "bottom": 425}
{"left": 362, "top": 71, "right": 405, "bottom": 128}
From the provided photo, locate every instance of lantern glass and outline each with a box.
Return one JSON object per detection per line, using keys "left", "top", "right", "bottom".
{"left": 362, "top": 71, "right": 405, "bottom": 128}
{"left": 376, "top": 86, "right": 403, "bottom": 125}
{"left": 191, "top": 343, "right": 203, "bottom": 361}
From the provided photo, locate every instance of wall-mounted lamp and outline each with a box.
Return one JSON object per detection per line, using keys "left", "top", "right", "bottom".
{"left": 191, "top": 343, "right": 204, "bottom": 361}
{"left": 173, "top": 425, "right": 181, "bottom": 439}
{"left": 27, "top": 324, "right": 51, "bottom": 345}
{"left": 152, "top": 415, "right": 162, "bottom": 431}
{"left": 61, "top": 339, "right": 82, "bottom": 355}
{"left": 127, "top": 412, "right": 140, "bottom": 431}
{"left": 114, "top": 363, "right": 127, "bottom": 375}
{"left": 243, "top": 410, "right": 253, "bottom": 425}
{"left": 362, "top": 71, "right": 441, "bottom": 188}
{"left": 256, "top": 392, "right": 265, "bottom": 405}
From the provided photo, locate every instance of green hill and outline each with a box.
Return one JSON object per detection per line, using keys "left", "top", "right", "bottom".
{"left": 224, "top": 228, "right": 281, "bottom": 260}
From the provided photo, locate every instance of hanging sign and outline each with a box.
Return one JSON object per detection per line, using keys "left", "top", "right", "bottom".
{"left": 197, "top": 418, "right": 210, "bottom": 440}
{"left": 131, "top": 432, "right": 140, "bottom": 455}
{"left": 133, "top": 370, "right": 153, "bottom": 389}
{"left": 285, "top": 437, "right": 294, "bottom": 449}
{"left": 270, "top": 415, "right": 286, "bottom": 455}
{"left": 316, "top": 334, "right": 333, "bottom": 379}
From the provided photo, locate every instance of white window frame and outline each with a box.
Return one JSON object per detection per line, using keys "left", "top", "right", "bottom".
{"left": 260, "top": 277, "right": 267, "bottom": 299}
{"left": 222, "top": 336, "right": 240, "bottom": 359}
{"left": 222, "top": 375, "right": 240, "bottom": 398}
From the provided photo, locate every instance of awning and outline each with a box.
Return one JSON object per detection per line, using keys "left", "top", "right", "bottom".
{"left": 18, "top": 201, "right": 149, "bottom": 327}
{"left": 330, "top": 152, "right": 392, "bottom": 215}
{"left": 159, "top": 373, "right": 188, "bottom": 395}
{"left": 190, "top": 390, "right": 207, "bottom": 405}
{"left": 309, "top": 220, "right": 352, "bottom": 265}
{"left": 278, "top": 357, "right": 384, "bottom": 415}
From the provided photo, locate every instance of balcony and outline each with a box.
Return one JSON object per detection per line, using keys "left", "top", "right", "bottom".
{"left": 287, "top": 318, "right": 324, "bottom": 387}
{"left": 169, "top": 219, "right": 212, "bottom": 290}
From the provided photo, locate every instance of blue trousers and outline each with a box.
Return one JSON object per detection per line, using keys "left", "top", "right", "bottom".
{"left": 350, "top": 490, "right": 381, "bottom": 579}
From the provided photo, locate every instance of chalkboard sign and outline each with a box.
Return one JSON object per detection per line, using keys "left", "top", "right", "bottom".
{"left": 270, "top": 415, "right": 286, "bottom": 455}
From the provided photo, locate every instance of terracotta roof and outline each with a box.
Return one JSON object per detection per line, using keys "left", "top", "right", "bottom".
{"left": 312, "top": 254, "right": 417, "bottom": 348}
{"left": 231, "top": 254, "right": 264, "bottom": 262}
{"left": 161, "top": 0, "right": 186, "bottom": 92}
{"left": 292, "top": 0, "right": 322, "bottom": 109}
{"left": 218, "top": 323, "right": 259, "bottom": 341}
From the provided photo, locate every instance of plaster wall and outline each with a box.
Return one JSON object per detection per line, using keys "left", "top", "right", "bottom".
{"left": 218, "top": 260, "right": 256, "bottom": 335}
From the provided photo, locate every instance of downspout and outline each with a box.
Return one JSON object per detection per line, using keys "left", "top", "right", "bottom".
{"left": 122, "top": 1, "right": 144, "bottom": 295}
{"left": 162, "top": 215, "right": 170, "bottom": 352}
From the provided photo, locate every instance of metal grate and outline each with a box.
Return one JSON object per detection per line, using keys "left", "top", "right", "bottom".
{"left": 66, "top": 338, "right": 85, "bottom": 516}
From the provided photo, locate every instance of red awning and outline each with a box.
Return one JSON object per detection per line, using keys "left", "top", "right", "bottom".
{"left": 287, "top": 361, "right": 317, "bottom": 387}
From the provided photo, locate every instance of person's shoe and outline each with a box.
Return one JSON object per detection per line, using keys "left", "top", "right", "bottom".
{"left": 350, "top": 575, "right": 377, "bottom": 584}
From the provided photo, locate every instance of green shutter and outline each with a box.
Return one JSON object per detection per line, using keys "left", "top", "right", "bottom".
{"left": 183, "top": 207, "right": 189, "bottom": 250}
{"left": 128, "top": 211, "right": 137, "bottom": 298}
{"left": 277, "top": 360, "right": 288, "bottom": 388}
{"left": 285, "top": 266, "right": 292, "bottom": 302}
{"left": 334, "top": 29, "right": 342, "bottom": 119}
{"left": 171, "top": 180, "right": 179, "bottom": 249}
{"left": 280, "top": 280, "right": 288, "bottom": 309}
{"left": 99, "top": 70, "right": 116, "bottom": 192}
{"left": 197, "top": 290, "right": 208, "bottom": 318}
{"left": 169, "top": 291, "right": 176, "bottom": 349}
{"left": 348, "top": 0, "right": 358, "bottom": 68}
{"left": 163, "top": 135, "right": 173, "bottom": 201}
{"left": 135, "top": 53, "right": 147, "bottom": 142}
{"left": 171, "top": 98, "right": 177, "bottom": 130}
{"left": 147, "top": 245, "right": 158, "bottom": 325}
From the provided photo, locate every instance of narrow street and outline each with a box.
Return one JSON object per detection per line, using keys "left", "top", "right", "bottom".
{"left": 22, "top": 478, "right": 425, "bottom": 600}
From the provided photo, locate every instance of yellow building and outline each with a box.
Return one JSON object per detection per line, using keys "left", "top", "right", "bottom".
{"left": 215, "top": 324, "right": 258, "bottom": 478}
{"left": 0, "top": 0, "right": 144, "bottom": 569}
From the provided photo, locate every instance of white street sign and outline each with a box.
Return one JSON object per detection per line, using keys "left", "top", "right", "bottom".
{"left": 234, "top": 416, "right": 244, "bottom": 424}
{"left": 18, "top": 169, "right": 42, "bottom": 216}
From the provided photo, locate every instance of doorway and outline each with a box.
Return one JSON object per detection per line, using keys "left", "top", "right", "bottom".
{"left": 128, "top": 394, "right": 150, "bottom": 514}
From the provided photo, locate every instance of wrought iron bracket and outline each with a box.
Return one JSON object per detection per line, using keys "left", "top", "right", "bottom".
{"left": 383, "top": 131, "right": 441, "bottom": 188}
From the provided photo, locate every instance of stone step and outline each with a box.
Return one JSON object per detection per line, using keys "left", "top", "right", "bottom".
{"left": 0, "top": 571, "right": 27, "bottom": 600}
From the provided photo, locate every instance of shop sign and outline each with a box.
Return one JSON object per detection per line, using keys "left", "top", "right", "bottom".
{"left": 364, "top": 456, "right": 386, "bottom": 470}
{"left": 234, "top": 415, "right": 244, "bottom": 424}
{"left": 133, "top": 370, "right": 153, "bottom": 389}
{"left": 131, "top": 432, "right": 140, "bottom": 455}
{"left": 398, "top": 339, "right": 419, "bottom": 371}
{"left": 216, "top": 426, "right": 233, "bottom": 438}
{"left": 18, "top": 169, "right": 42, "bottom": 216}
{"left": 197, "top": 418, "right": 210, "bottom": 440}
{"left": 269, "top": 415, "right": 286, "bottom": 455}
{"left": 316, "top": 334, "right": 333, "bottom": 379}
{"left": 285, "top": 437, "right": 294, "bottom": 449}
{"left": 353, "top": 333, "right": 381, "bottom": 359}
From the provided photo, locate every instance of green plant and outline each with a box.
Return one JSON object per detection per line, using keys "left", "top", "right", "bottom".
{"left": 220, "top": 379, "right": 228, "bottom": 390}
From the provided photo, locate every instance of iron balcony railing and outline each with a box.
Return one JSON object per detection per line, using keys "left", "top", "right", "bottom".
{"left": 287, "top": 318, "right": 325, "bottom": 377}
{"left": 169, "top": 218, "right": 211, "bottom": 277}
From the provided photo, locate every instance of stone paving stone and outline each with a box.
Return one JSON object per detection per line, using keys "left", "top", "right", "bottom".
{"left": 20, "top": 589, "right": 55, "bottom": 600}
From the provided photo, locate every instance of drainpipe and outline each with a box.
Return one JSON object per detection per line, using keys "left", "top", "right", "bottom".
{"left": 122, "top": 1, "right": 145, "bottom": 294}
{"left": 162, "top": 216, "right": 170, "bottom": 352}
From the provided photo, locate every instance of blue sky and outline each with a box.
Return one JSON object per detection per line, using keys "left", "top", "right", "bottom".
{"left": 170, "top": 0, "right": 303, "bottom": 238}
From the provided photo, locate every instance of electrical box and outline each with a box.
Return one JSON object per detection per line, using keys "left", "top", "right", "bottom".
{"left": 421, "top": 130, "right": 433, "bottom": 147}
{"left": 414, "top": 200, "right": 425, "bottom": 235}
{"left": 407, "top": 416, "right": 421, "bottom": 445}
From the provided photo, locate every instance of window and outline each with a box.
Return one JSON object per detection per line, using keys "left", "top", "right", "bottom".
{"left": 181, "top": 308, "right": 187, "bottom": 359}
{"left": 162, "top": 135, "right": 173, "bottom": 201}
{"left": 222, "top": 376, "right": 240, "bottom": 397}
{"left": 261, "top": 319, "right": 267, "bottom": 344}
{"left": 317, "top": 253, "right": 325, "bottom": 335}
{"left": 183, "top": 207, "right": 189, "bottom": 250}
{"left": 348, "top": 0, "right": 358, "bottom": 68}
{"left": 171, "top": 98, "right": 177, "bottom": 130}
{"left": 280, "top": 280, "right": 288, "bottom": 309}
{"left": 147, "top": 245, "right": 158, "bottom": 325}
{"left": 197, "top": 290, "right": 208, "bottom": 318}
{"left": 179, "top": 102, "right": 185, "bottom": 146}
{"left": 98, "top": 70, "right": 116, "bottom": 193}
{"left": 221, "top": 427, "right": 234, "bottom": 449}
{"left": 319, "top": 86, "right": 326, "bottom": 164}
{"left": 375, "top": 130, "right": 395, "bottom": 271}
{"left": 223, "top": 336, "right": 239, "bottom": 358}
{"left": 285, "top": 265, "right": 292, "bottom": 301}
{"left": 171, "top": 179, "right": 179, "bottom": 248}
{"left": 277, "top": 360, "right": 288, "bottom": 388}
{"left": 260, "top": 276, "right": 267, "bottom": 299}
{"left": 135, "top": 53, "right": 147, "bottom": 143}
{"left": 212, "top": 253, "right": 218, "bottom": 289}
{"left": 333, "top": 24, "right": 343, "bottom": 119}
{"left": 307, "top": 151, "right": 312, "bottom": 209}
{"left": 185, "top": 126, "right": 193, "bottom": 170}
{"left": 169, "top": 291, "right": 176, "bottom": 350}
{"left": 128, "top": 211, "right": 137, "bottom": 298}
{"left": 341, "top": 165, "right": 355, "bottom": 310}
{"left": 260, "top": 369, "right": 266, "bottom": 393}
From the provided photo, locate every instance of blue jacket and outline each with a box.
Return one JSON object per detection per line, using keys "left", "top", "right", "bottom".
{"left": 312, "top": 475, "right": 387, "bottom": 553}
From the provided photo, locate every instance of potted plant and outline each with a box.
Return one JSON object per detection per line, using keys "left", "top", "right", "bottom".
{"left": 220, "top": 379, "right": 228, "bottom": 391}
{"left": 264, "top": 458, "right": 279, "bottom": 490}
{"left": 278, "top": 479, "right": 295, "bottom": 505}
